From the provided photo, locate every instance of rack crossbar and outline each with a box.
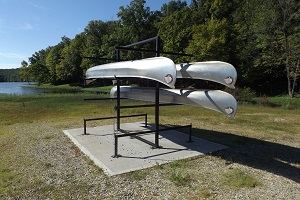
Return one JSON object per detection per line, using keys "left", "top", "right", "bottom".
{"left": 117, "top": 124, "right": 192, "bottom": 138}
{"left": 115, "top": 103, "right": 180, "bottom": 110}
{"left": 83, "top": 113, "right": 148, "bottom": 135}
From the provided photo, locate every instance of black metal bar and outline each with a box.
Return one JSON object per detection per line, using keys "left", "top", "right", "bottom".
{"left": 83, "top": 113, "right": 148, "bottom": 136}
{"left": 116, "top": 46, "right": 193, "bottom": 57}
{"left": 155, "top": 37, "right": 160, "bottom": 148}
{"left": 84, "top": 119, "right": 87, "bottom": 135}
{"left": 83, "top": 56, "right": 116, "bottom": 61}
{"left": 155, "top": 82, "right": 160, "bottom": 148}
{"left": 84, "top": 114, "right": 147, "bottom": 122}
{"left": 145, "top": 114, "right": 148, "bottom": 127}
{"left": 114, "top": 48, "right": 120, "bottom": 158}
{"left": 114, "top": 131, "right": 119, "bottom": 158}
{"left": 116, "top": 49, "right": 120, "bottom": 62}
{"left": 115, "top": 103, "right": 179, "bottom": 109}
{"left": 84, "top": 97, "right": 126, "bottom": 101}
{"left": 116, "top": 124, "right": 192, "bottom": 138}
{"left": 188, "top": 123, "right": 193, "bottom": 142}
{"left": 116, "top": 79, "right": 121, "bottom": 130}
{"left": 123, "top": 36, "right": 158, "bottom": 48}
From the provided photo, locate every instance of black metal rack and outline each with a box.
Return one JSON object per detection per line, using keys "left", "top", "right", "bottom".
{"left": 84, "top": 36, "right": 194, "bottom": 158}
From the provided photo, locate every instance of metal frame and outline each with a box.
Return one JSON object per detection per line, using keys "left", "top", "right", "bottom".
{"left": 83, "top": 113, "right": 148, "bottom": 135}
{"left": 112, "top": 36, "right": 193, "bottom": 157}
{"left": 83, "top": 36, "right": 194, "bottom": 158}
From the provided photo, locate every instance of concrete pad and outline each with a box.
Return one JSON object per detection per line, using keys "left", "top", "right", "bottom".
{"left": 63, "top": 122, "right": 227, "bottom": 176}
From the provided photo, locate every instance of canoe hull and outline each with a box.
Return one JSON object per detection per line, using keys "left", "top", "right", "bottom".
{"left": 86, "top": 57, "right": 176, "bottom": 88}
{"left": 176, "top": 61, "right": 237, "bottom": 89}
{"left": 110, "top": 86, "right": 237, "bottom": 118}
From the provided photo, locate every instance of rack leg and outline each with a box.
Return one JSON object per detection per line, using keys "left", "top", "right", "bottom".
{"left": 113, "top": 133, "right": 120, "bottom": 158}
{"left": 84, "top": 119, "right": 87, "bottom": 135}
{"left": 154, "top": 82, "right": 160, "bottom": 148}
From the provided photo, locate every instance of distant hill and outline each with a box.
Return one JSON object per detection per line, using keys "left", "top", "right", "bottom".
{"left": 0, "top": 68, "right": 24, "bottom": 82}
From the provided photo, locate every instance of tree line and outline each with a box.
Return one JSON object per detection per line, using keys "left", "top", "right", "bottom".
{"left": 19, "top": 0, "right": 300, "bottom": 97}
{"left": 0, "top": 69, "right": 24, "bottom": 82}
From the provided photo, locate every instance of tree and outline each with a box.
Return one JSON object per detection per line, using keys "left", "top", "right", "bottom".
{"left": 56, "top": 34, "right": 84, "bottom": 83}
{"left": 160, "top": 0, "right": 187, "bottom": 16}
{"left": 156, "top": 4, "right": 195, "bottom": 62}
{"left": 19, "top": 60, "right": 32, "bottom": 82}
{"left": 190, "top": 0, "right": 199, "bottom": 10}
{"left": 249, "top": 0, "right": 300, "bottom": 96}
{"left": 46, "top": 46, "right": 61, "bottom": 84}
{"left": 186, "top": 18, "right": 231, "bottom": 62}
{"left": 117, "top": 0, "right": 160, "bottom": 59}
{"left": 27, "top": 48, "right": 51, "bottom": 84}
{"left": 275, "top": 0, "right": 300, "bottom": 97}
{"left": 186, "top": 0, "right": 235, "bottom": 62}
{"left": 81, "top": 20, "right": 120, "bottom": 71}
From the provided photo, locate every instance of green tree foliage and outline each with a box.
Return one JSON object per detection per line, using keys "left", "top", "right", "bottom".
{"left": 186, "top": 18, "right": 231, "bottom": 62}
{"left": 0, "top": 68, "right": 23, "bottom": 82}
{"left": 18, "top": 61, "right": 31, "bottom": 82}
{"left": 117, "top": 0, "right": 161, "bottom": 60}
{"left": 160, "top": 0, "right": 187, "bottom": 16}
{"left": 24, "top": 48, "right": 50, "bottom": 84}
{"left": 118, "top": 0, "right": 159, "bottom": 42}
{"left": 186, "top": 0, "right": 235, "bottom": 63}
{"left": 157, "top": 2, "right": 194, "bottom": 62}
{"left": 57, "top": 34, "right": 84, "bottom": 83}
{"left": 81, "top": 20, "right": 119, "bottom": 71}
{"left": 18, "top": 0, "right": 299, "bottom": 96}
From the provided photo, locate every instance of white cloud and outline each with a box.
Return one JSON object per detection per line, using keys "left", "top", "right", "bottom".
{"left": 0, "top": 52, "right": 27, "bottom": 59}
{"left": 0, "top": 63, "right": 22, "bottom": 69}
{"left": 19, "top": 22, "right": 33, "bottom": 30}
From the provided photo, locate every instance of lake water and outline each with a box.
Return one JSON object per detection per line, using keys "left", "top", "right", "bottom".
{"left": 0, "top": 82, "right": 46, "bottom": 95}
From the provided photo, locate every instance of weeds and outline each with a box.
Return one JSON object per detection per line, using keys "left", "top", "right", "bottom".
{"left": 168, "top": 160, "right": 191, "bottom": 186}
{"left": 223, "top": 168, "right": 261, "bottom": 188}
{"left": 170, "top": 170, "right": 191, "bottom": 186}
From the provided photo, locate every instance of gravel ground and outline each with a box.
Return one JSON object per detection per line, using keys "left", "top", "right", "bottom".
{"left": 2, "top": 121, "right": 300, "bottom": 199}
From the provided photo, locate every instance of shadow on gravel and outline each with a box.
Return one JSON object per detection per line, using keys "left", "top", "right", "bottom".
{"left": 189, "top": 128, "right": 300, "bottom": 183}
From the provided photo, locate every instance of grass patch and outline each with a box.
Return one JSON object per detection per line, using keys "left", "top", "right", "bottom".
{"left": 170, "top": 170, "right": 191, "bottom": 186}
{"left": 0, "top": 164, "right": 14, "bottom": 195}
{"left": 252, "top": 95, "right": 300, "bottom": 109}
{"left": 168, "top": 160, "right": 191, "bottom": 186}
{"left": 223, "top": 168, "right": 261, "bottom": 188}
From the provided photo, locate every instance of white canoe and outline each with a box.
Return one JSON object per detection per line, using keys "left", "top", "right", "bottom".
{"left": 86, "top": 57, "right": 177, "bottom": 88}
{"left": 110, "top": 86, "right": 237, "bottom": 118}
{"left": 176, "top": 61, "right": 237, "bottom": 89}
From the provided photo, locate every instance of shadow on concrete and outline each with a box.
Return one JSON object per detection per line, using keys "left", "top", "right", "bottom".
{"left": 160, "top": 125, "right": 300, "bottom": 183}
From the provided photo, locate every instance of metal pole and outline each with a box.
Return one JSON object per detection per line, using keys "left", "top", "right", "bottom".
{"left": 154, "top": 36, "right": 160, "bottom": 148}
{"left": 155, "top": 82, "right": 159, "bottom": 148}
{"left": 84, "top": 119, "right": 87, "bottom": 135}
{"left": 156, "top": 36, "right": 160, "bottom": 57}
{"left": 114, "top": 48, "right": 121, "bottom": 158}
{"left": 145, "top": 114, "right": 148, "bottom": 127}
{"left": 116, "top": 79, "right": 121, "bottom": 130}
{"left": 123, "top": 36, "right": 158, "bottom": 48}
{"left": 116, "top": 49, "right": 120, "bottom": 62}
{"left": 188, "top": 124, "right": 192, "bottom": 143}
{"left": 114, "top": 135, "right": 119, "bottom": 158}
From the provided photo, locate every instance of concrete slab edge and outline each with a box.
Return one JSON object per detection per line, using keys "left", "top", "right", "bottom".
{"left": 63, "top": 130, "right": 113, "bottom": 176}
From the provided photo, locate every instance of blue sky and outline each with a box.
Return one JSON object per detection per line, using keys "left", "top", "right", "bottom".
{"left": 0, "top": 0, "right": 190, "bottom": 69}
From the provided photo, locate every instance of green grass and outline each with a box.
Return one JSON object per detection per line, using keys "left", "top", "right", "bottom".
{"left": 30, "top": 83, "right": 114, "bottom": 94}
{"left": 223, "top": 168, "right": 261, "bottom": 188}
{"left": 0, "top": 87, "right": 299, "bottom": 198}
{"left": 170, "top": 170, "right": 191, "bottom": 186}
{"left": 254, "top": 95, "right": 300, "bottom": 109}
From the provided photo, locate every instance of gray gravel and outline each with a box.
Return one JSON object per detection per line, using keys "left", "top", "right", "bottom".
{"left": 3, "top": 121, "right": 300, "bottom": 199}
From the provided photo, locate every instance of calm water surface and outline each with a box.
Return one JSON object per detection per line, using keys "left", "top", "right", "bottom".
{"left": 0, "top": 82, "right": 46, "bottom": 94}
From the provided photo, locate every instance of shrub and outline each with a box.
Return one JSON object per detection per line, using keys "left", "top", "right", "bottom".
{"left": 224, "top": 87, "right": 256, "bottom": 103}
